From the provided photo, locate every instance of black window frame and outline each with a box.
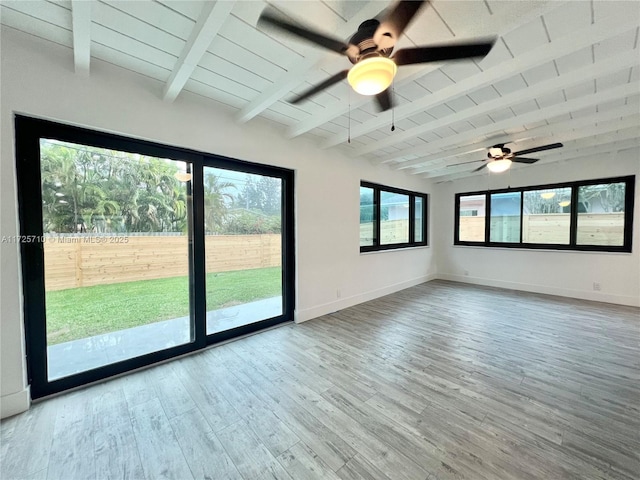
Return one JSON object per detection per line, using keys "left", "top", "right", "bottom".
{"left": 360, "top": 181, "right": 428, "bottom": 252}
{"left": 15, "top": 115, "right": 295, "bottom": 399}
{"left": 454, "top": 175, "right": 635, "bottom": 253}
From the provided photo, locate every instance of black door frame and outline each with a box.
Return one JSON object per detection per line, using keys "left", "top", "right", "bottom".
{"left": 15, "top": 115, "right": 295, "bottom": 399}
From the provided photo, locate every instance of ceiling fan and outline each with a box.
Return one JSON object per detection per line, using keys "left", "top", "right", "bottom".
{"left": 449, "top": 142, "right": 564, "bottom": 173}
{"left": 258, "top": 1, "right": 496, "bottom": 111}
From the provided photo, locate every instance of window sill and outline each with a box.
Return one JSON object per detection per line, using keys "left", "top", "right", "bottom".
{"left": 451, "top": 244, "right": 631, "bottom": 255}
{"left": 360, "top": 245, "right": 430, "bottom": 255}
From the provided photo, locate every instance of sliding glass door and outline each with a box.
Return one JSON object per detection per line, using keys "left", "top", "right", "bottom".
{"left": 15, "top": 116, "right": 294, "bottom": 398}
{"left": 203, "top": 167, "right": 284, "bottom": 336}
{"left": 39, "top": 139, "right": 195, "bottom": 381}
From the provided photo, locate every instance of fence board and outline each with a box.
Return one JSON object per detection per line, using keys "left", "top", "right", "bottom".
{"left": 460, "top": 213, "right": 624, "bottom": 245}
{"left": 44, "top": 234, "right": 281, "bottom": 291}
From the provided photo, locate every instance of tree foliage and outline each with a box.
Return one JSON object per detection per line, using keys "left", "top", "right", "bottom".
{"left": 579, "top": 183, "right": 625, "bottom": 213}
{"left": 523, "top": 184, "right": 625, "bottom": 215}
{"left": 40, "top": 141, "right": 282, "bottom": 236}
{"left": 223, "top": 210, "right": 281, "bottom": 234}
{"left": 204, "top": 173, "right": 235, "bottom": 234}
{"left": 41, "top": 141, "right": 190, "bottom": 233}
{"left": 359, "top": 192, "right": 389, "bottom": 222}
{"left": 235, "top": 175, "right": 281, "bottom": 215}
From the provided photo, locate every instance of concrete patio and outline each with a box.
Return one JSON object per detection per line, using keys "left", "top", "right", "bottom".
{"left": 47, "top": 296, "right": 283, "bottom": 380}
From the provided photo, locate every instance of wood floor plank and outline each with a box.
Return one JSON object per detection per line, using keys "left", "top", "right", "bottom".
{"left": 24, "top": 468, "right": 49, "bottom": 480}
{"left": 47, "top": 391, "right": 96, "bottom": 480}
{"left": 276, "top": 441, "right": 342, "bottom": 480}
{"left": 172, "top": 357, "right": 242, "bottom": 432}
{"left": 201, "top": 349, "right": 301, "bottom": 457}
{"left": 335, "top": 454, "right": 394, "bottom": 480}
{"left": 216, "top": 420, "right": 293, "bottom": 480}
{"left": 168, "top": 408, "right": 243, "bottom": 480}
{"left": 222, "top": 357, "right": 357, "bottom": 472}
{"left": 121, "top": 369, "right": 160, "bottom": 408}
{"left": 154, "top": 369, "right": 197, "bottom": 419}
{"left": 2, "top": 280, "right": 638, "bottom": 480}
{"left": 0, "top": 398, "right": 59, "bottom": 479}
{"left": 271, "top": 375, "right": 431, "bottom": 480}
{"left": 129, "top": 398, "right": 193, "bottom": 480}
{"left": 94, "top": 419, "right": 144, "bottom": 480}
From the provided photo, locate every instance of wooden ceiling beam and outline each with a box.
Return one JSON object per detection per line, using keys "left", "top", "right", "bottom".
{"left": 235, "top": 2, "right": 385, "bottom": 124}
{"left": 426, "top": 134, "right": 640, "bottom": 183}
{"left": 353, "top": 50, "right": 639, "bottom": 157}
{"left": 288, "top": 1, "right": 561, "bottom": 139}
{"left": 421, "top": 118, "right": 640, "bottom": 178}
{"left": 322, "top": 14, "right": 639, "bottom": 149}
{"left": 71, "top": 0, "right": 91, "bottom": 75}
{"left": 406, "top": 103, "right": 640, "bottom": 175}
{"left": 163, "top": 1, "right": 235, "bottom": 102}
{"left": 371, "top": 81, "right": 638, "bottom": 165}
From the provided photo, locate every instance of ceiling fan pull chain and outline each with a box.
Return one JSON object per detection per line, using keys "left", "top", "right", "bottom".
{"left": 348, "top": 87, "right": 351, "bottom": 143}
{"left": 391, "top": 80, "right": 396, "bottom": 132}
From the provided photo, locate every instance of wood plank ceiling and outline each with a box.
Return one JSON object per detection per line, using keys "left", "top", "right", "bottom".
{"left": 2, "top": 0, "right": 639, "bottom": 182}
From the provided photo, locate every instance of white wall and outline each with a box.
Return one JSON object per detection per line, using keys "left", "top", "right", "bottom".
{"left": 0, "top": 29, "right": 436, "bottom": 417}
{"left": 3, "top": 26, "right": 638, "bottom": 419}
{"left": 434, "top": 147, "right": 640, "bottom": 307}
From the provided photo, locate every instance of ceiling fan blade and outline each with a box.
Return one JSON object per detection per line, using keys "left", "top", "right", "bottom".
{"left": 289, "top": 70, "right": 349, "bottom": 104}
{"left": 375, "top": 89, "right": 393, "bottom": 112}
{"left": 448, "top": 159, "right": 483, "bottom": 167}
{"left": 513, "top": 142, "right": 563, "bottom": 156}
{"left": 259, "top": 10, "right": 351, "bottom": 55}
{"left": 374, "top": 0, "right": 428, "bottom": 48}
{"left": 512, "top": 157, "right": 539, "bottom": 164}
{"left": 393, "top": 40, "right": 496, "bottom": 66}
{"left": 473, "top": 163, "right": 488, "bottom": 172}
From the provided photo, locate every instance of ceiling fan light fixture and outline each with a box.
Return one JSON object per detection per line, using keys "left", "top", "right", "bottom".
{"left": 174, "top": 172, "right": 192, "bottom": 182}
{"left": 347, "top": 57, "right": 397, "bottom": 96}
{"left": 486, "top": 159, "right": 511, "bottom": 173}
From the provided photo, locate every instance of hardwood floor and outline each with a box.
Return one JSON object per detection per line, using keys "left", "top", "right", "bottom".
{"left": 2, "top": 280, "right": 639, "bottom": 480}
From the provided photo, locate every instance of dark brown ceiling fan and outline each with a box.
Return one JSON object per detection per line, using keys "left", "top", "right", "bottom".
{"left": 258, "top": 1, "right": 496, "bottom": 111}
{"left": 448, "top": 142, "right": 564, "bottom": 173}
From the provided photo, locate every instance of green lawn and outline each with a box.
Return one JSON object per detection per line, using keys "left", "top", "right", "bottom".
{"left": 45, "top": 267, "right": 281, "bottom": 344}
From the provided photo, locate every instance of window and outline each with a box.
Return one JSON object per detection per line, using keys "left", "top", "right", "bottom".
{"left": 523, "top": 187, "right": 572, "bottom": 244}
{"left": 359, "top": 186, "right": 375, "bottom": 246}
{"left": 490, "top": 192, "right": 521, "bottom": 243}
{"left": 381, "top": 191, "right": 409, "bottom": 244}
{"left": 360, "top": 182, "right": 427, "bottom": 251}
{"left": 15, "top": 115, "right": 295, "bottom": 399}
{"left": 458, "top": 194, "right": 486, "bottom": 242}
{"left": 415, "top": 197, "right": 424, "bottom": 243}
{"left": 454, "top": 176, "right": 634, "bottom": 252}
{"left": 577, "top": 182, "right": 626, "bottom": 246}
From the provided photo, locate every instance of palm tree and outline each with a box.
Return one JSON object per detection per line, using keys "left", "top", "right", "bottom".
{"left": 204, "top": 173, "right": 234, "bottom": 234}
{"left": 40, "top": 143, "right": 80, "bottom": 232}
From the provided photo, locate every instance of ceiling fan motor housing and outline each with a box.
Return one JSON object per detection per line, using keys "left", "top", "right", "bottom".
{"left": 488, "top": 145, "right": 511, "bottom": 158}
{"left": 348, "top": 19, "right": 394, "bottom": 64}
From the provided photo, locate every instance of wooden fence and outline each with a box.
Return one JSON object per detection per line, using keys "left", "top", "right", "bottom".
{"left": 360, "top": 219, "right": 410, "bottom": 245}
{"left": 44, "top": 234, "right": 281, "bottom": 291}
{"left": 459, "top": 213, "right": 625, "bottom": 245}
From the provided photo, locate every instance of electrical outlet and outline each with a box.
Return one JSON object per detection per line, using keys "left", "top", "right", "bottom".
{"left": 593, "top": 282, "right": 601, "bottom": 291}
{"left": 336, "top": 289, "right": 341, "bottom": 298}
{"left": 464, "top": 270, "right": 469, "bottom": 276}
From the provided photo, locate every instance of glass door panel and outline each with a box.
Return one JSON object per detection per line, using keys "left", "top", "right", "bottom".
{"left": 40, "top": 139, "right": 194, "bottom": 380}
{"left": 203, "top": 167, "right": 283, "bottom": 335}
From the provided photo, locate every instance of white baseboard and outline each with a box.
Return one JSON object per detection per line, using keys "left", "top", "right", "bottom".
{"left": 1, "top": 387, "right": 30, "bottom": 419}
{"left": 438, "top": 274, "right": 640, "bottom": 307}
{"left": 295, "top": 273, "right": 437, "bottom": 323}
